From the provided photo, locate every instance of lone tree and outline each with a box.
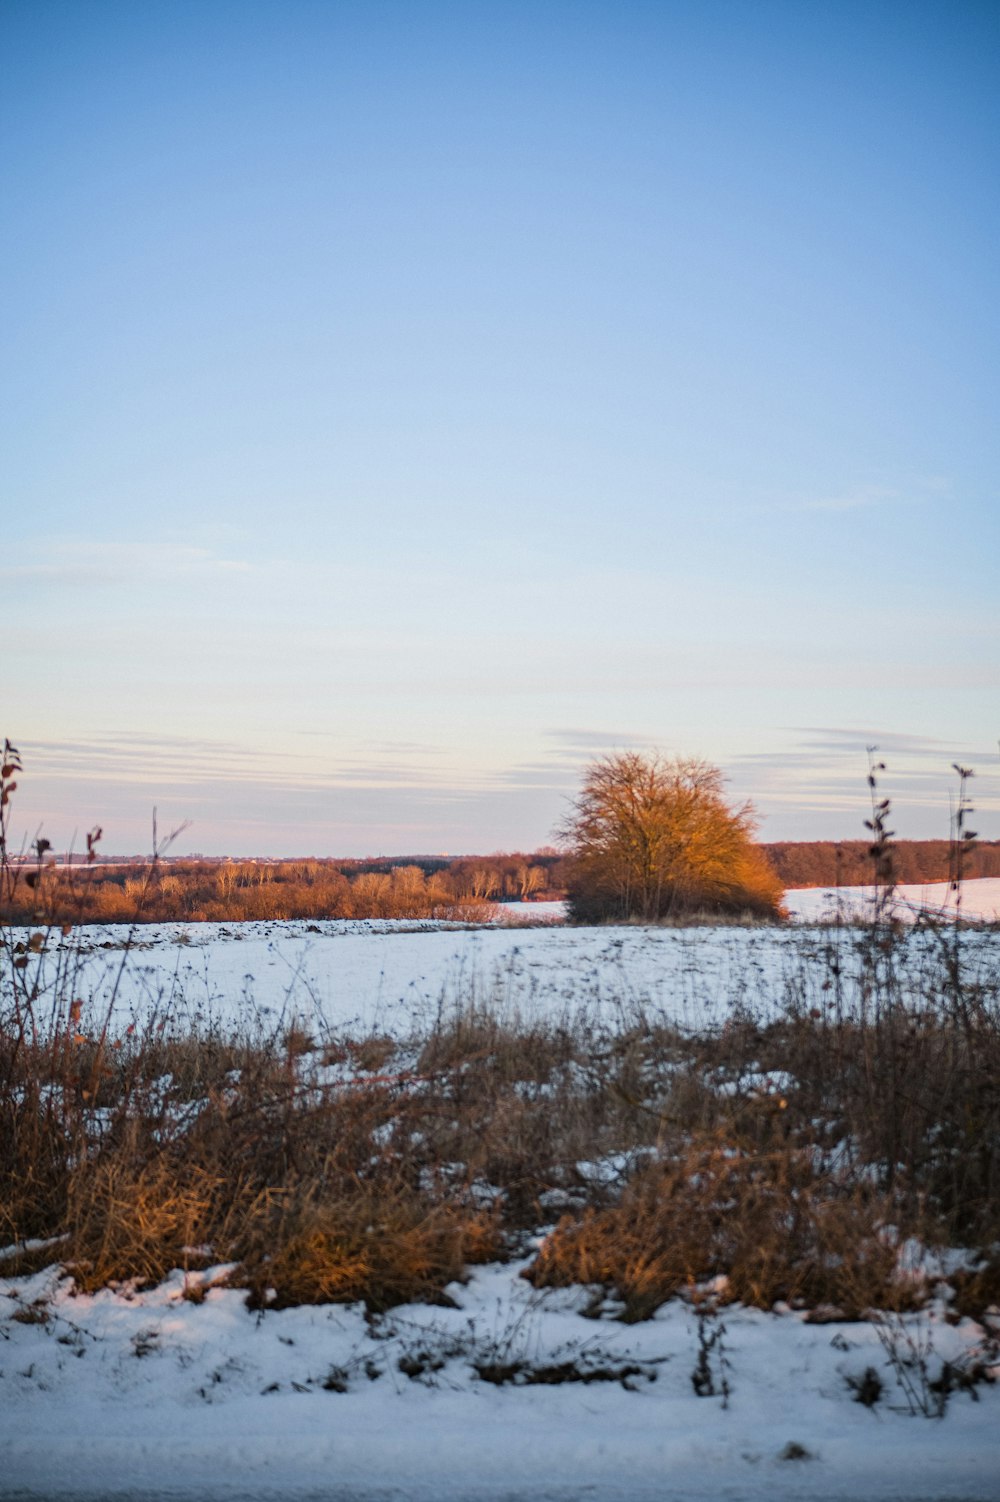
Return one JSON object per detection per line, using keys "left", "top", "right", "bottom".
{"left": 561, "top": 752, "right": 784, "bottom": 922}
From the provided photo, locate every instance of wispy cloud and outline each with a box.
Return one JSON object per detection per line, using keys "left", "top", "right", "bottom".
{"left": 726, "top": 727, "right": 1000, "bottom": 830}
{"left": 782, "top": 728, "right": 998, "bottom": 760}
{"left": 1, "top": 538, "right": 255, "bottom": 587}
{"left": 9, "top": 735, "right": 569, "bottom": 856}
{"left": 769, "top": 476, "right": 951, "bottom": 517}
{"left": 793, "top": 484, "right": 901, "bottom": 514}
{"left": 484, "top": 729, "right": 665, "bottom": 796}
{"left": 545, "top": 728, "right": 656, "bottom": 755}
{"left": 492, "top": 762, "right": 580, "bottom": 791}
{"left": 23, "top": 733, "right": 285, "bottom": 787}
{"left": 19, "top": 733, "right": 478, "bottom": 797}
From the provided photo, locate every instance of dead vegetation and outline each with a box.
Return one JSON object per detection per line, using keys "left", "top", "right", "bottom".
{"left": 526, "top": 1141, "right": 906, "bottom": 1320}
{"left": 3, "top": 957, "right": 998, "bottom": 1319}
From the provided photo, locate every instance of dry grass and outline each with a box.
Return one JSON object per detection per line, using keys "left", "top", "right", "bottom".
{"left": 3, "top": 812, "right": 999, "bottom": 1320}
{"left": 0, "top": 1030, "right": 502, "bottom": 1309}
{"left": 526, "top": 1138, "right": 906, "bottom": 1320}
{"left": 950, "top": 1255, "right": 1000, "bottom": 1323}
{"left": 64, "top": 1151, "right": 222, "bottom": 1291}
{"left": 5, "top": 965, "right": 997, "bottom": 1319}
{"left": 238, "top": 1185, "right": 499, "bottom": 1311}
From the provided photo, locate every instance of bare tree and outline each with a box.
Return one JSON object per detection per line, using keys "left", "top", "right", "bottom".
{"left": 561, "top": 752, "right": 782, "bottom": 922}
{"left": 515, "top": 862, "right": 545, "bottom": 901}
{"left": 468, "top": 864, "right": 500, "bottom": 900}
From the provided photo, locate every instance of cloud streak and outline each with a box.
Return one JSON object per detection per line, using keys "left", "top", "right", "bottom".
{"left": 725, "top": 727, "right": 1000, "bottom": 836}
{"left": 769, "top": 475, "right": 952, "bottom": 517}
{"left": 2, "top": 539, "right": 256, "bottom": 587}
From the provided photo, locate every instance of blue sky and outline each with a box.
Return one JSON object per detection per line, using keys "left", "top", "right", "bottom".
{"left": 3, "top": 0, "right": 998, "bottom": 855}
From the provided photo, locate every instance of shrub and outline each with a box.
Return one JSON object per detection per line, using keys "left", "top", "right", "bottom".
{"left": 561, "top": 753, "right": 784, "bottom": 922}
{"left": 237, "top": 1185, "right": 499, "bottom": 1312}
{"left": 527, "top": 1138, "right": 904, "bottom": 1320}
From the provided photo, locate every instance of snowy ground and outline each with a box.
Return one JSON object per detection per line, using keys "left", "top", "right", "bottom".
{"left": 510, "top": 884, "right": 1000, "bottom": 926}
{"left": 36, "top": 918, "right": 826, "bottom": 1039}
{"left": 16, "top": 882, "right": 997, "bottom": 1044}
{"left": 784, "top": 877, "right": 1000, "bottom": 925}
{"left": 2, "top": 1249, "right": 998, "bottom": 1501}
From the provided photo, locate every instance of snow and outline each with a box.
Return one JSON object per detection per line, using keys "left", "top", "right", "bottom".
{"left": 2, "top": 1253, "right": 998, "bottom": 1501}
{"left": 10, "top": 919, "right": 784, "bottom": 1038}
{"left": 13, "top": 899, "right": 994, "bottom": 1044}
{"left": 784, "top": 877, "right": 1000, "bottom": 925}
{"left": 497, "top": 899, "right": 567, "bottom": 922}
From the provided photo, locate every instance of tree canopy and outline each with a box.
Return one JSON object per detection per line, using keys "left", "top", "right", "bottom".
{"left": 561, "top": 752, "right": 784, "bottom": 922}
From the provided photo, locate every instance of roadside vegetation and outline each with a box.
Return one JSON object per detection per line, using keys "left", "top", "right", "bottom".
{"left": 2, "top": 742, "right": 998, "bottom": 1376}
{"left": 3, "top": 929, "right": 998, "bottom": 1326}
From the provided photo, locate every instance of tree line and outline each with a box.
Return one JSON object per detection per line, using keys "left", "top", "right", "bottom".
{"left": 762, "top": 840, "right": 1000, "bottom": 888}
{"left": 1, "top": 852, "right": 562, "bottom": 926}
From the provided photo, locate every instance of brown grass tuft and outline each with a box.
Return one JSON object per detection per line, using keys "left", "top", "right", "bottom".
{"left": 64, "top": 1151, "right": 221, "bottom": 1291}
{"left": 237, "top": 1185, "right": 499, "bottom": 1312}
{"left": 527, "top": 1137, "right": 906, "bottom": 1320}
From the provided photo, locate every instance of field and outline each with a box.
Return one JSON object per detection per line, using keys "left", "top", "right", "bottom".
{"left": 2, "top": 894, "right": 999, "bottom": 1499}
{"left": 9, "top": 878, "right": 1000, "bottom": 1039}
{"left": 785, "top": 878, "right": 1000, "bottom": 925}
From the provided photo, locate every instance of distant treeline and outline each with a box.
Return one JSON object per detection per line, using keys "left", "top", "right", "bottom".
{"left": 7, "top": 841, "right": 998, "bottom": 926}
{"left": 1, "top": 852, "right": 566, "bottom": 926}
{"left": 762, "top": 840, "right": 1000, "bottom": 888}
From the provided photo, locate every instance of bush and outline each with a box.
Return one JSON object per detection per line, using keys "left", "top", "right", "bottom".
{"left": 561, "top": 753, "right": 784, "bottom": 922}
{"left": 526, "top": 1137, "right": 905, "bottom": 1320}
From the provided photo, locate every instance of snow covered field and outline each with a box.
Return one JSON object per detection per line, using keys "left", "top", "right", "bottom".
{"left": 44, "top": 918, "right": 825, "bottom": 1039}
{"left": 20, "top": 881, "right": 997, "bottom": 1045}
{"left": 784, "top": 877, "right": 1000, "bottom": 925}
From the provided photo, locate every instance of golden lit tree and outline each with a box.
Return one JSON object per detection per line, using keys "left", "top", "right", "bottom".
{"left": 561, "top": 752, "right": 783, "bottom": 922}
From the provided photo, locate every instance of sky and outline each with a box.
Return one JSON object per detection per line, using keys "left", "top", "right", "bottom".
{"left": 3, "top": 0, "right": 998, "bottom": 856}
